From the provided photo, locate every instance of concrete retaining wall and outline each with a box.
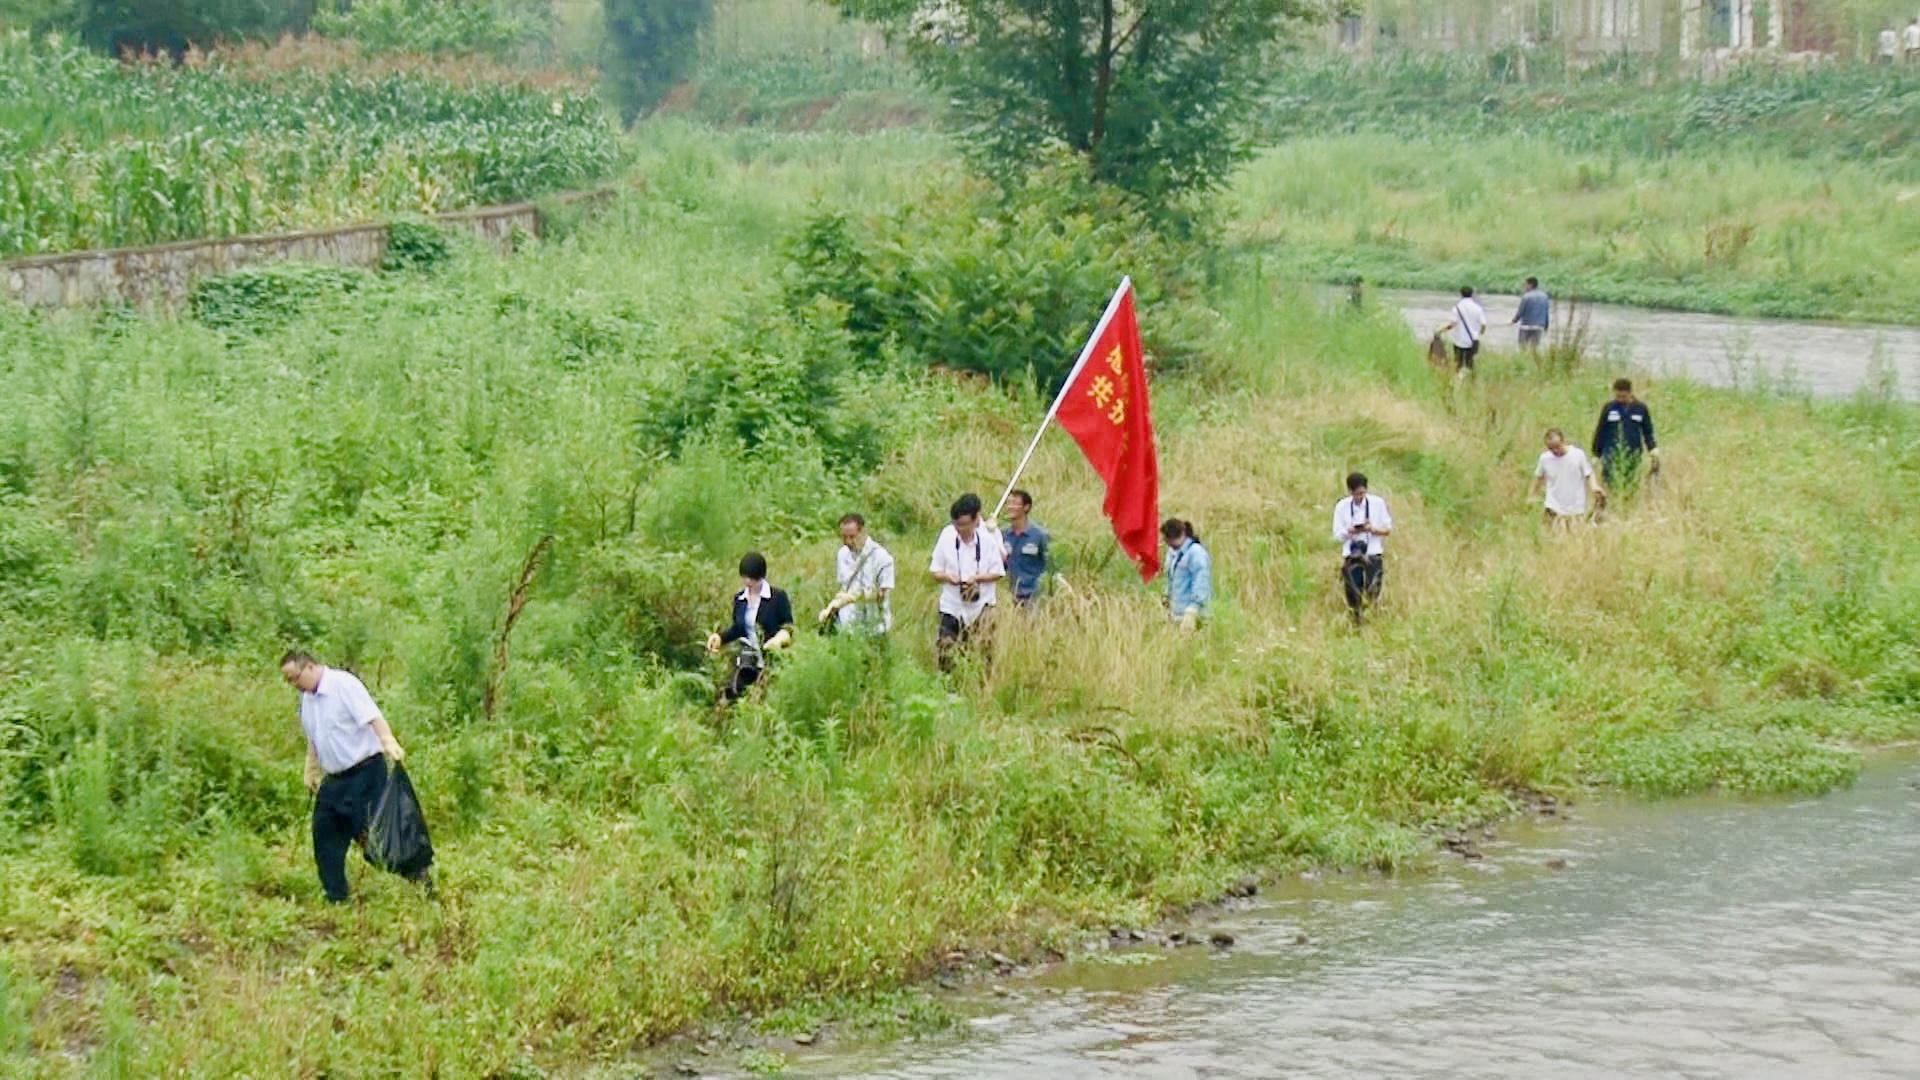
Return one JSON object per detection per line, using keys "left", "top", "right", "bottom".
{"left": 2, "top": 189, "right": 614, "bottom": 311}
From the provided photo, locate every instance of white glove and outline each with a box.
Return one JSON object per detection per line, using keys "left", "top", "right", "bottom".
{"left": 764, "top": 629, "right": 794, "bottom": 652}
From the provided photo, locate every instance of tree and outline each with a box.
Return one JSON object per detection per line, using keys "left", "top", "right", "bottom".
{"left": 837, "top": 0, "right": 1330, "bottom": 199}
{"left": 601, "top": 0, "right": 714, "bottom": 121}
{"left": 71, "top": 0, "right": 314, "bottom": 53}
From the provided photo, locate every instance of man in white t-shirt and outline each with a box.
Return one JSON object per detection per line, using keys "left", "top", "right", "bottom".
{"left": 819, "top": 513, "right": 895, "bottom": 634}
{"left": 929, "top": 492, "right": 1005, "bottom": 672}
{"left": 1531, "top": 427, "right": 1606, "bottom": 527}
{"left": 1439, "top": 285, "right": 1488, "bottom": 374}
{"left": 1905, "top": 18, "right": 1920, "bottom": 62}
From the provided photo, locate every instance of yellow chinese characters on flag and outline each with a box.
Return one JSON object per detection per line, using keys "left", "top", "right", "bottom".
{"left": 1053, "top": 280, "right": 1161, "bottom": 580}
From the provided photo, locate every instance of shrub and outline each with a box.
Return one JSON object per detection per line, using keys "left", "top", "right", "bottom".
{"left": 189, "top": 263, "right": 371, "bottom": 332}
{"left": 311, "top": 0, "right": 550, "bottom": 60}
{"left": 783, "top": 161, "right": 1199, "bottom": 390}
{"left": 381, "top": 220, "right": 455, "bottom": 274}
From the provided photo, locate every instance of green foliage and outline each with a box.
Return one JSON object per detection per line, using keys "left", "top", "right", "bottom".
{"left": 188, "top": 263, "right": 371, "bottom": 332}
{"left": 382, "top": 219, "right": 455, "bottom": 273}
{"left": 783, "top": 161, "right": 1199, "bottom": 387}
{"left": 1262, "top": 55, "right": 1920, "bottom": 173}
{"left": 0, "top": 34, "right": 621, "bottom": 256}
{"left": 602, "top": 0, "right": 714, "bottom": 119}
{"left": 312, "top": 0, "right": 550, "bottom": 59}
{"left": 69, "top": 0, "right": 313, "bottom": 53}
{"left": 836, "top": 0, "right": 1327, "bottom": 199}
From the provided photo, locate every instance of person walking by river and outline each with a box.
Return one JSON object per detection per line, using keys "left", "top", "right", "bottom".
{"left": 1533, "top": 428, "right": 1605, "bottom": 527}
{"left": 281, "top": 650, "right": 411, "bottom": 904}
{"left": 1333, "top": 473, "right": 1393, "bottom": 626}
{"left": 818, "top": 514, "right": 894, "bottom": 635}
{"left": 1438, "top": 286, "right": 1487, "bottom": 375}
{"left": 1512, "top": 277, "right": 1550, "bottom": 353}
{"left": 1592, "top": 378, "right": 1659, "bottom": 493}
{"left": 706, "top": 552, "right": 794, "bottom": 702}
{"left": 1161, "top": 518, "right": 1212, "bottom": 630}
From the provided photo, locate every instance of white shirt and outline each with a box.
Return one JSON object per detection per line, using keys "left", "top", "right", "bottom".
{"left": 1450, "top": 298, "right": 1488, "bottom": 349}
{"left": 299, "top": 667, "right": 385, "bottom": 775}
{"left": 739, "top": 580, "right": 771, "bottom": 651}
{"left": 1332, "top": 494, "right": 1392, "bottom": 557}
{"left": 929, "top": 523, "right": 1005, "bottom": 624}
{"left": 1536, "top": 446, "right": 1596, "bottom": 516}
{"left": 1905, "top": 24, "right": 1920, "bottom": 49}
{"left": 835, "top": 539, "right": 896, "bottom": 633}
{"left": 1882, "top": 29, "right": 1901, "bottom": 55}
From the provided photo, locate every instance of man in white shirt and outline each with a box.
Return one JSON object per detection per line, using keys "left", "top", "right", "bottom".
{"left": 819, "top": 513, "right": 896, "bottom": 635}
{"left": 1439, "top": 285, "right": 1488, "bottom": 374}
{"left": 1879, "top": 25, "right": 1900, "bottom": 62}
{"left": 1332, "top": 472, "right": 1393, "bottom": 626}
{"left": 280, "top": 650, "right": 408, "bottom": 903}
{"left": 929, "top": 492, "right": 1005, "bottom": 672}
{"left": 1532, "top": 427, "right": 1606, "bottom": 527}
{"left": 1905, "top": 18, "right": 1920, "bottom": 62}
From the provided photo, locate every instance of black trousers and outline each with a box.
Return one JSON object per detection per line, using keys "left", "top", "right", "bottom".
{"left": 1342, "top": 555, "right": 1385, "bottom": 616}
{"left": 313, "top": 753, "right": 386, "bottom": 903}
{"left": 1453, "top": 343, "right": 1479, "bottom": 371}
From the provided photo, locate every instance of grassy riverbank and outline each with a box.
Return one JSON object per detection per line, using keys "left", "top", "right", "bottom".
{"left": 1235, "top": 58, "right": 1920, "bottom": 323}
{"left": 2, "top": 124, "right": 1918, "bottom": 1075}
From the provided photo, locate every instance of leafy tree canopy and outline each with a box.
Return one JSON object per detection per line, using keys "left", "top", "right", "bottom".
{"left": 836, "top": 0, "right": 1330, "bottom": 199}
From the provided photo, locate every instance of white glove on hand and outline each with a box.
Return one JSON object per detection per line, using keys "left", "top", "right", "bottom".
{"left": 764, "top": 629, "right": 794, "bottom": 652}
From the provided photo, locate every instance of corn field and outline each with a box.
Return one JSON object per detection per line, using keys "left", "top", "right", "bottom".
{"left": 0, "top": 33, "right": 621, "bottom": 256}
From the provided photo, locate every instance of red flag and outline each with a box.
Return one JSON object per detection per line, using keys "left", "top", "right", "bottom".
{"left": 1053, "top": 280, "right": 1162, "bottom": 581}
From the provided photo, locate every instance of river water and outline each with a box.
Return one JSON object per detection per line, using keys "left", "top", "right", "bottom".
{"left": 789, "top": 756, "right": 1920, "bottom": 1079}
{"left": 1374, "top": 288, "right": 1920, "bottom": 400}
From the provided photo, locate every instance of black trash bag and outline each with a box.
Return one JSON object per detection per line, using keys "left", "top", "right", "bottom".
{"left": 366, "top": 764, "right": 434, "bottom": 879}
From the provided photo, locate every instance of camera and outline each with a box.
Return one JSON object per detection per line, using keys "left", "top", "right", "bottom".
{"left": 1347, "top": 539, "right": 1370, "bottom": 558}
{"left": 958, "top": 582, "right": 981, "bottom": 604}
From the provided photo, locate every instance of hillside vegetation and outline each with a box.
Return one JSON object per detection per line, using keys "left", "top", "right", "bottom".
{"left": 2, "top": 121, "right": 1917, "bottom": 1073}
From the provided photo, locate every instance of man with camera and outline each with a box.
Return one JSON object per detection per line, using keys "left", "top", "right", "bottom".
{"left": 929, "top": 492, "right": 1006, "bottom": 672}
{"left": 1333, "top": 472, "right": 1393, "bottom": 626}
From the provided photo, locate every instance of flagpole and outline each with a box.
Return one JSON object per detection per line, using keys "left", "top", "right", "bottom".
{"left": 992, "top": 277, "right": 1132, "bottom": 521}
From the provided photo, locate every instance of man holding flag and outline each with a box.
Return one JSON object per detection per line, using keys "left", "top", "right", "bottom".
{"left": 993, "top": 278, "right": 1162, "bottom": 585}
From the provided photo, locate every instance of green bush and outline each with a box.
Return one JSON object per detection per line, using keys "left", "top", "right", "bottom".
{"left": 312, "top": 0, "right": 549, "bottom": 59}
{"left": 381, "top": 220, "right": 455, "bottom": 274}
{"left": 783, "top": 162, "right": 1199, "bottom": 389}
{"left": 189, "top": 263, "right": 371, "bottom": 332}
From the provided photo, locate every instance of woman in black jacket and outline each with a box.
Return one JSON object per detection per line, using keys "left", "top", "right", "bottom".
{"left": 705, "top": 552, "right": 795, "bottom": 701}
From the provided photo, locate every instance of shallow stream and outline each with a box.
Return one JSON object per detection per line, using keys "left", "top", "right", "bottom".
{"left": 787, "top": 756, "right": 1920, "bottom": 1078}
{"left": 1378, "top": 288, "right": 1920, "bottom": 400}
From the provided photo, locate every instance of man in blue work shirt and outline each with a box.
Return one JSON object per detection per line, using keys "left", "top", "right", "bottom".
{"left": 1001, "top": 489, "right": 1051, "bottom": 606}
{"left": 1512, "top": 276, "right": 1550, "bottom": 353}
{"left": 1592, "top": 378, "right": 1659, "bottom": 491}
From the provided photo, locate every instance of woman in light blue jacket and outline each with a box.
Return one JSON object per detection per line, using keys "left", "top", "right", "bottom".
{"left": 1161, "top": 518, "right": 1212, "bottom": 629}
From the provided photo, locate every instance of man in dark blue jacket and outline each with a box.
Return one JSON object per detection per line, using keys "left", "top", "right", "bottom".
{"left": 1593, "top": 378, "right": 1659, "bottom": 490}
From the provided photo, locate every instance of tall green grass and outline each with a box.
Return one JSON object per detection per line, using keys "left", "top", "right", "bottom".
{"left": 0, "top": 122, "right": 1915, "bottom": 1073}
{"left": 1239, "top": 55, "right": 1919, "bottom": 321}
{"left": 1228, "top": 130, "right": 1920, "bottom": 322}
